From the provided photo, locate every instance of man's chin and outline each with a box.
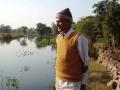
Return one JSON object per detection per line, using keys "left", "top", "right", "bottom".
{"left": 58, "top": 29, "right": 62, "bottom": 32}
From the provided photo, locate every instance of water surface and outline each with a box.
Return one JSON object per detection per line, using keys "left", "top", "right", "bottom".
{"left": 0, "top": 38, "right": 56, "bottom": 90}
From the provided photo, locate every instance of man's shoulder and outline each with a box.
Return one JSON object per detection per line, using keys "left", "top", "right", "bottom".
{"left": 70, "top": 28, "right": 80, "bottom": 35}
{"left": 73, "top": 31, "right": 81, "bottom": 38}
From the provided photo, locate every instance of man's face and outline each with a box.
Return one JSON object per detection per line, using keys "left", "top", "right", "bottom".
{"left": 56, "top": 17, "right": 71, "bottom": 33}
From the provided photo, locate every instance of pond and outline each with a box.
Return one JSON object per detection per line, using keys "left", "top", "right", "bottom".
{"left": 0, "top": 37, "right": 56, "bottom": 90}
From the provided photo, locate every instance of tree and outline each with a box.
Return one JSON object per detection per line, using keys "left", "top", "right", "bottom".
{"left": 75, "top": 16, "right": 102, "bottom": 44}
{"left": 36, "top": 23, "right": 52, "bottom": 36}
{"left": 51, "top": 22, "right": 57, "bottom": 36}
{"left": 93, "top": 0, "right": 120, "bottom": 48}
{"left": 16, "top": 26, "right": 28, "bottom": 35}
{"left": 20, "top": 26, "right": 28, "bottom": 35}
{"left": 0, "top": 24, "right": 12, "bottom": 33}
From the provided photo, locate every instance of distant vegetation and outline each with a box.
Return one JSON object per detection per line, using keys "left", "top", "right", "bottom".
{"left": 0, "top": 22, "right": 57, "bottom": 41}
{"left": 0, "top": 0, "right": 119, "bottom": 50}
{"left": 73, "top": 0, "right": 120, "bottom": 48}
{"left": 35, "top": 36, "right": 55, "bottom": 48}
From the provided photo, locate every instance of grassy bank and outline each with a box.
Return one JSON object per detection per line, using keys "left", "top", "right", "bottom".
{"left": 0, "top": 32, "right": 24, "bottom": 39}
{"left": 89, "top": 60, "right": 112, "bottom": 90}
{"left": 36, "top": 37, "right": 55, "bottom": 48}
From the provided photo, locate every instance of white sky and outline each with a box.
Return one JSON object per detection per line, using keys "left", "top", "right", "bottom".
{"left": 0, "top": 0, "right": 111, "bottom": 29}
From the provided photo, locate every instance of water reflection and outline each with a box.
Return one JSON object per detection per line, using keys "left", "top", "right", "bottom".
{"left": 0, "top": 37, "right": 56, "bottom": 90}
{"left": 27, "top": 35, "right": 36, "bottom": 42}
{"left": 0, "top": 35, "right": 35, "bottom": 47}
{"left": 0, "top": 39, "right": 12, "bottom": 45}
{"left": 19, "top": 38, "right": 27, "bottom": 46}
{"left": 0, "top": 36, "right": 56, "bottom": 50}
{"left": 5, "top": 76, "right": 20, "bottom": 90}
{"left": 0, "top": 68, "right": 20, "bottom": 90}
{"left": 20, "top": 66, "right": 30, "bottom": 72}
{"left": 16, "top": 50, "right": 34, "bottom": 58}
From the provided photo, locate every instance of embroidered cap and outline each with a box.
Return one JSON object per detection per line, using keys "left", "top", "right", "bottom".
{"left": 56, "top": 8, "right": 73, "bottom": 22}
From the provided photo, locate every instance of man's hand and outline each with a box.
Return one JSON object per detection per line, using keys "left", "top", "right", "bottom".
{"left": 81, "top": 84, "right": 86, "bottom": 90}
{"left": 82, "top": 66, "right": 88, "bottom": 73}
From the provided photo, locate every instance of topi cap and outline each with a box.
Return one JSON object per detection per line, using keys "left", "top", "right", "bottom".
{"left": 56, "top": 8, "right": 73, "bottom": 22}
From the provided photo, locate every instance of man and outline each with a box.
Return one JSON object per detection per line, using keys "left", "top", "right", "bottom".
{"left": 55, "top": 8, "right": 89, "bottom": 90}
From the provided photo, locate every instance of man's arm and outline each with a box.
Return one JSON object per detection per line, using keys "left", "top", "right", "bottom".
{"left": 77, "top": 35, "right": 89, "bottom": 68}
{"left": 77, "top": 35, "right": 89, "bottom": 89}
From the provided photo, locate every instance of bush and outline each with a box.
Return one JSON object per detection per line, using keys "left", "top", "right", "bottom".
{"left": 89, "top": 46, "right": 98, "bottom": 59}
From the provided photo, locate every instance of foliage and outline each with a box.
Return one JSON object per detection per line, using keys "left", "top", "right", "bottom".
{"left": 51, "top": 22, "right": 57, "bottom": 36}
{"left": 93, "top": 0, "right": 109, "bottom": 16}
{"left": 35, "top": 37, "right": 55, "bottom": 48}
{"left": 16, "top": 26, "right": 28, "bottom": 35}
{"left": 36, "top": 38, "right": 49, "bottom": 47}
{"left": 93, "top": 0, "right": 120, "bottom": 48}
{"left": 75, "top": 16, "right": 103, "bottom": 44}
{"left": 20, "top": 26, "right": 28, "bottom": 34}
{"left": 5, "top": 76, "right": 19, "bottom": 90}
{"left": 36, "top": 23, "right": 52, "bottom": 36}
{"left": 89, "top": 46, "right": 98, "bottom": 58}
{"left": 0, "top": 24, "right": 12, "bottom": 33}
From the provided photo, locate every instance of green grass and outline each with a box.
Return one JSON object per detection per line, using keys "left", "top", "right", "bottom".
{"left": 36, "top": 37, "right": 55, "bottom": 48}
{"left": 36, "top": 38, "right": 49, "bottom": 47}
{"left": 89, "top": 60, "right": 112, "bottom": 90}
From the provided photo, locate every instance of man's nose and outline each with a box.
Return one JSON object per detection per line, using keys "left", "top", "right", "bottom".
{"left": 57, "top": 22, "right": 62, "bottom": 26}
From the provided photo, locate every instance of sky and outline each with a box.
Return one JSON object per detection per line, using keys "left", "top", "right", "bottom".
{"left": 0, "top": 0, "right": 108, "bottom": 29}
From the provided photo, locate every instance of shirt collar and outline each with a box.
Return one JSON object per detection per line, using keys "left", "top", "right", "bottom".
{"left": 65, "top": 28, "right": 75, "bottom": 38}
{"left": 58, "top": 28, "right": 75, "bottom": 38}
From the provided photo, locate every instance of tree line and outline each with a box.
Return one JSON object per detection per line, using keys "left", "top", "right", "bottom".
{"left": 0, "top": 23, "right": 54, "bottom": 36}
{"left": 0, "top": 0, "right": 120, "bottom": 48}
{"left": 73, "top": 0, "right": 120, "bottom": 48}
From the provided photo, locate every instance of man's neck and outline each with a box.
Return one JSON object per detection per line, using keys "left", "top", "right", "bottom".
{"left": 63, "top": 27, "right": 71, "bottom": 34}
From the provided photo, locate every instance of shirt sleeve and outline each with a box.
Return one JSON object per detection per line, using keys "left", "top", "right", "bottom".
{"left": 77, "top": 35, "right": 89, "bottom": 85}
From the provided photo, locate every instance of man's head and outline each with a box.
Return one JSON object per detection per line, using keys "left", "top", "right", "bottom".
{"left": 56, "top": 8, "right": 73, "bottom": 33}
